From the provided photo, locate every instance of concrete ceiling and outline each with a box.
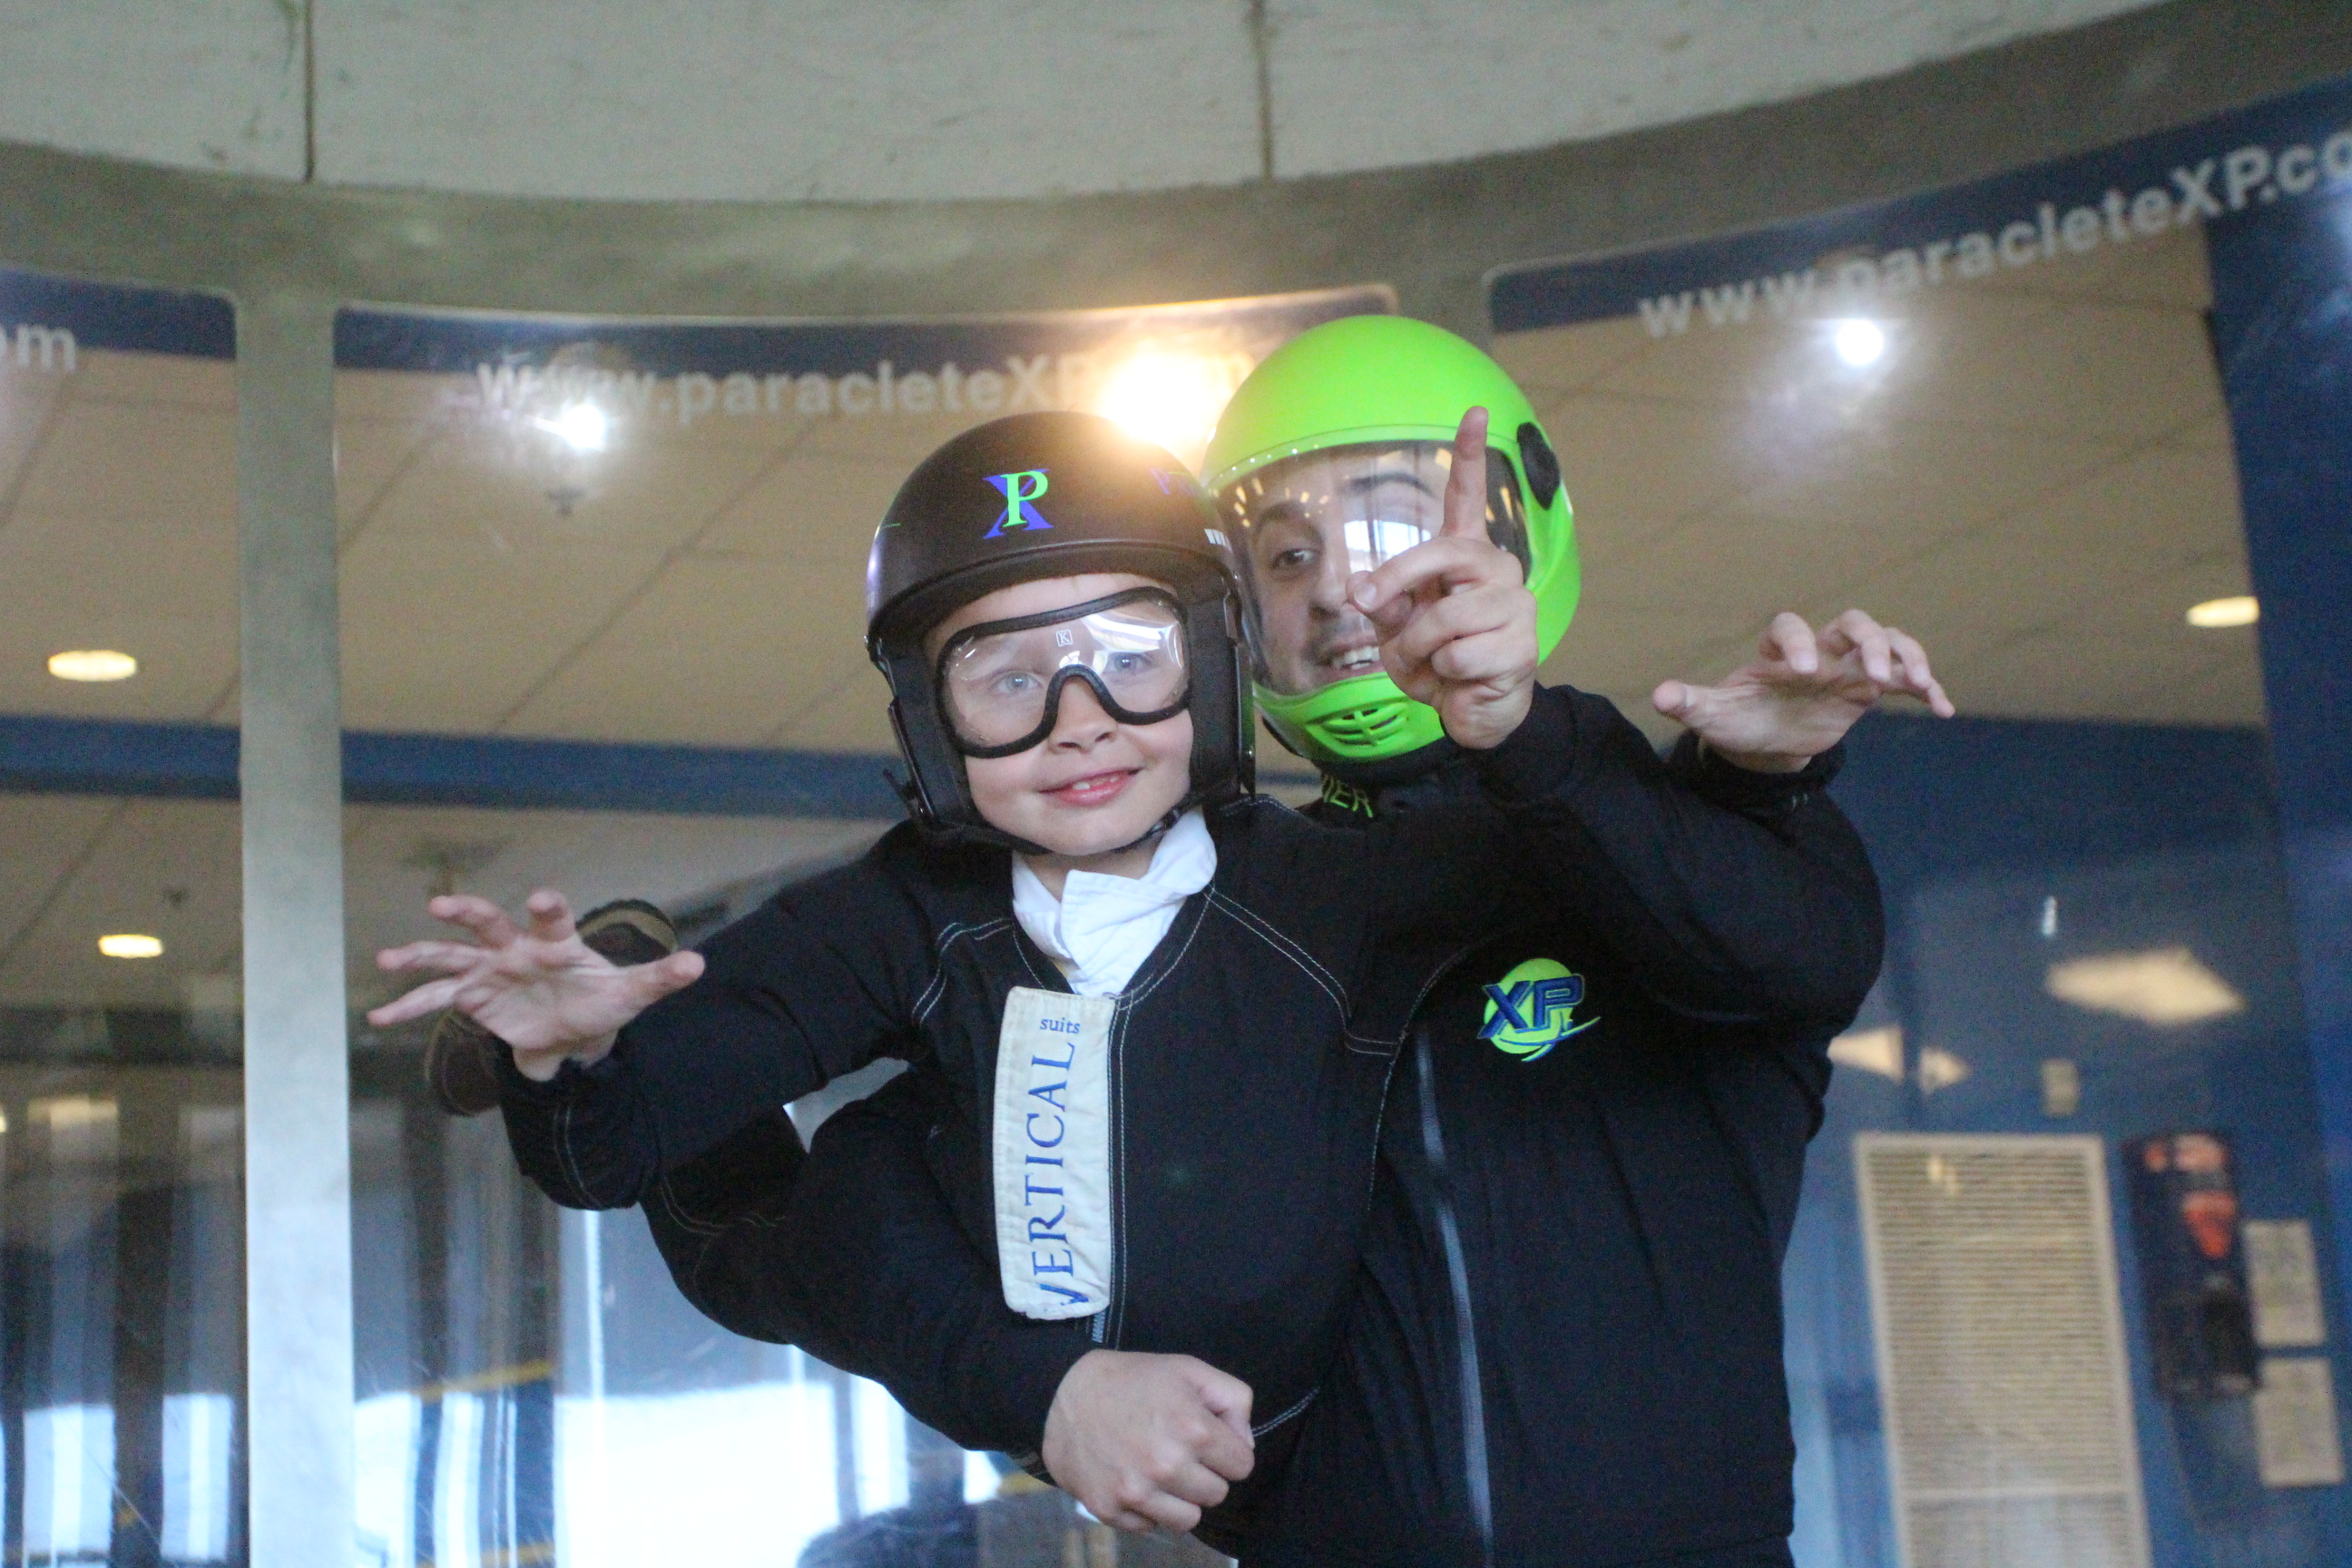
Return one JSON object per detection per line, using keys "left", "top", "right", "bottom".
{"left": 0, "top": 220, "right": 2260, "bottom": 1011}
{"left": 0, "top": 0, "right": 2166, "bottom": 201}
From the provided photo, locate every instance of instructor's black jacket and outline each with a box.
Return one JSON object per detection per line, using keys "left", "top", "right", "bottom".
{"left": 639, "top": 685, "right": 1882, "bottom": 1565}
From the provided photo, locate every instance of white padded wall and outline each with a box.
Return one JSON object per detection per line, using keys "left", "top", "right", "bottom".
{"left": 0, "top": 0, "right": 2171, "bottom": 200}
{"left": 0, "top": 0, "right": 305, "bottom": 179}
{"left": 311, "top": 0, "right": 1264, "bottom": 201}
{"left": 1265, "top": 0, "right": 2165, "bottom": 177}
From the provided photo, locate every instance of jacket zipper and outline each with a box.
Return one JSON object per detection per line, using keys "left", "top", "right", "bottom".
{"left": 1101, "top": 991, "right": 1128, "bottom": 1346}
{"left": 1416, "top": 1029, "right": 1495, "bottom": 1564}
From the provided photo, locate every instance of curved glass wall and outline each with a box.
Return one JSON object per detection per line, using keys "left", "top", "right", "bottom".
{"left": 333, "top": 289, "right": 1382, "bottom": 1567}
{"left": 0, "top": 267, "right": 245, "bottom": 1563}
{"left": 1490, "top": 105, "right": 2349, "bottom": 1568}
{"left": 0, "top": 56, "right": 2341, "bottom": 1568}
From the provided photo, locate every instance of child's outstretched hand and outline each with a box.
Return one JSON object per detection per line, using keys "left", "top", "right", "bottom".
{"left": 368, "top": 889, "right": 705, "bottom": 1080}
{"left": 1347, "top": 407, "right": 1540, "bottom": 750}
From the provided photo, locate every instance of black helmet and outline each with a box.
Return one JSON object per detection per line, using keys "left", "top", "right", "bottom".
{"left": 866, "top": 411, "right": 1254, "bottom": 849}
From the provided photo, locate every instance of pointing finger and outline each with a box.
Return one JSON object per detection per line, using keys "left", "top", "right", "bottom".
{"left": 1439, "top": 407, "right": 1491, "bottom": 540}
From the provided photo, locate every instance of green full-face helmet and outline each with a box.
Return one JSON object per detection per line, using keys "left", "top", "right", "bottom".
{"left": 1201, "top": 315, "right": 1579, "bottom": 774}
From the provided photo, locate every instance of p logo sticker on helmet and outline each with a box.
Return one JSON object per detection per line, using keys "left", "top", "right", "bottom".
{"left": 983, "top": 469, "right": 1053, "bottom": 537}
{"left": 1479, "top": 957, "right": 1596, "bottom": 1062}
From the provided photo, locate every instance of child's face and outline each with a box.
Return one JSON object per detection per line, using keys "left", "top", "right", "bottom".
{"left": 927, "top": 573, "right": 1196, "bottom": 859}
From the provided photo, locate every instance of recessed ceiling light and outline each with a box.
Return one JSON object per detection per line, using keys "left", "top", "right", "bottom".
{"left": 1091, "top": 350, "right": 1243, "bottom": 469}
{"left": 1832, "top": 318, "right": 1886, "bottom": 368}
{"left": 2187, "top": 595, "right": 2259, "bottom": 628}
{"left": 1916, "top": 1046, "right": 1971, "bottom": 1093}
{"left": 539, "top": 401, "right": 609, "bottom": 453}
{"left": 99, "top": 934, "right": 164, "bottom": 959}
{"left": 48, "top": 649, "right": 138, "bottom": 681}
{"left": 1828, "top": 1024, "right": 1904, "bottom": 1081}
{"left": 2047, "top": 946, "right": 2245, "bottom": 1025}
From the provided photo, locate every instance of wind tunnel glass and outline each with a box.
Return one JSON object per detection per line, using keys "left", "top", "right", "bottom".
{"left": 936, "top": 589, "right": 1191, "bottom": 757}
{"left": 1219, "top": 441, "right": 1529, "bottom": 696}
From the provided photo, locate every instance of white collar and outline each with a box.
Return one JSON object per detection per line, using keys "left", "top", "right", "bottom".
{"left": 1010, "top": 810, "right": 1216, "bottom": 997}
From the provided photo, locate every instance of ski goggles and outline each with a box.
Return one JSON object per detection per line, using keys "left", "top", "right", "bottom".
{"left": 936, "top": 587, "right": 1192, "bottom": 758}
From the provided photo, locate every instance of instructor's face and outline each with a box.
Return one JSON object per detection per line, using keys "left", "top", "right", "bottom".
{"left": 1229, "top": 449, "right": 1451, "bottom": 697}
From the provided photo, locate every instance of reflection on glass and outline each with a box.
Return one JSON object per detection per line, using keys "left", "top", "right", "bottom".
{"left": 1494, "top": 188, "right": 2337, "bottom": 1563}
{"left": 1, "top": 267, "right": 244, "bottom": 1563}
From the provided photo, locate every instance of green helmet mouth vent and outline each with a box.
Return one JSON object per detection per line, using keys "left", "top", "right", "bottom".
{"left": 1257, "top": 672, "right": 1446, "bottom": 767}
{"left": 1318, "top": 700, "right": 1418, "bottom": 750}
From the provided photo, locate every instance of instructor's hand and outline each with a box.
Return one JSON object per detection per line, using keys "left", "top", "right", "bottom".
{"left": 1043, "top": 1349, "right": 1254, "bottom": 1534}
{"left": 1348, "top": 407, "right": 1540, "bottom": 750}
{"left": 1652, "top": 608, "right": 1955, "bottom": 773}
{"left": 368, "top": 889, "right": 704, "bottom": 1078}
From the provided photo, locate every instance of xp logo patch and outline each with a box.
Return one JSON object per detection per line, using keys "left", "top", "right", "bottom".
{"left": 1479, "top": 958, "right": 1595, "bottom": 1062}
{"left": 983, "top": 469, "right": 1053, "bottom": 537}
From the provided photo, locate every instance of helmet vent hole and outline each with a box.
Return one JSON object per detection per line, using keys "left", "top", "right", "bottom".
{"left": 1326, "top": 702, "right": 1413, "bottom": 746}
{"left": 1515, "top": 422, "right": 1562, "bottom": 510}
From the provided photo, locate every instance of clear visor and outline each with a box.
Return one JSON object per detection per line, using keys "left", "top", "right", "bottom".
{"left": 936, "top": 588, "right": 1191, "bottom": 756}
{"left": 1218, "top": 441, "right": 1529, "bottom": 697}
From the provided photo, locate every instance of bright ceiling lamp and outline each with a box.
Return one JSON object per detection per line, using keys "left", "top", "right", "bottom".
{"left": 1831, "top": 318, "right": 1886, "bottom": 368}
{"left": 2187, "top": 595, "right": 2259, "bottom": 628}
{"left": 99, "top": 934, "right": 164, "bottom": 959}
{"left": 1828, "top": 1024, "right": 1904, "bottom": 1081}
{"left": 2046, "top": 945, "right": 2246, "bottom": 1025}
{"left": 1916, "top": 1046, "right": 1971, "bottom": 1093}
{"left": 49, "top": 649, "right": 138, "bottom": 681}
{"left": 1092, "top": 350, "right": 1241, "bottom": 470}
{"left": 537, "top": 400, "right": 609, "bottom": 453}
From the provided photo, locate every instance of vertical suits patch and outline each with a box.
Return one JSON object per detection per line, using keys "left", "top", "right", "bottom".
{"left": 993, "top": 987, "right": 1116, "bottom": 1319}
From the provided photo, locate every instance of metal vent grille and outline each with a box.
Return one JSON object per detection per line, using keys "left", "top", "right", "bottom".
{"left": 1857, "top": 1134, "right": 2151, "bottom": 1568}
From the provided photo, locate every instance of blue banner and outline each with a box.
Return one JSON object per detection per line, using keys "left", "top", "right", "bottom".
{"left": 0, "top": 265, "right": 233, "bottom": 361}
{"left": 1491, "top": 74, "right": 2352, "bottom": 337}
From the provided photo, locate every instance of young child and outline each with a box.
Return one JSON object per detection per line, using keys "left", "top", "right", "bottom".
{"left": 370, "top": 406, "right": 1572, "bottom": 1540}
